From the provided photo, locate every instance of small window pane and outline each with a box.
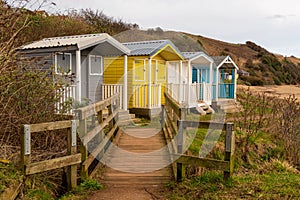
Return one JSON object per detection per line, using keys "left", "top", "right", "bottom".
{"left": 90, "top": 55, "right": 102, "bottom": 75}
{"left": 157, "top": 60, "right": 166, "bottom": 81}
{"left": 56, "top": 53, "right": 71, "bottom": 74}
{"left": 134, "top": 60, "right": 145, "bottom": 81}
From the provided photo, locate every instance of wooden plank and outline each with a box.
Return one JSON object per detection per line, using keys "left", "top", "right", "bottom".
{"left": 81, "top": 109, "right": 118, "bottom": 145}
{"left": 164, "top": 93, "right": 181, "bottom": 118}
{"left": 162, "top": 126, "right": 177, "bottom": 180}
{"left": 164, "top": 121, "right": 177, "bottom": 153}
{"left": 30, "top": 120, "right": 72, "bottom": 133}
{"left": 165, "top": 108, "right": 178, "bottom": 135}
{"left": 67, "top": 124, "right": 77, "bottom": 191}
{"left": 182, "top": 121, "right": 226, "bottom": 130}
{"left": 76, "top": 94, "right": 119, "bottom": 120}
{"left": 176, "top": 154, "right": 230, "bottom": 172}
{"left": 83, "top": 123, "right": 118, "bottom": 169}
{"left": 25, "top": 154, "right": 81, "bottom": 175}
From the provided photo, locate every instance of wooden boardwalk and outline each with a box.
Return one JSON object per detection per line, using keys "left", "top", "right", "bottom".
{"left": 100, "top": 128, "right": 173, "bottom": 187}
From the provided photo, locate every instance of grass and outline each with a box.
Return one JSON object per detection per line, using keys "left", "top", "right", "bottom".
{"left": 0, "top": 162, "right": 20, "bottom": 194}
{"left": 168, "top": 167, "right": 300, "bottom": 200}
{"left": 59, "top": 179, "right": 103, "bottom": 200}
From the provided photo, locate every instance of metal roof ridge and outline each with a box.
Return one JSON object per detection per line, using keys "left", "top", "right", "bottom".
{"left": 41, "top": 33, "right": 106, "bottom": 41}
{"left": 122, "top": 39, "right": 168, "bottom": 45}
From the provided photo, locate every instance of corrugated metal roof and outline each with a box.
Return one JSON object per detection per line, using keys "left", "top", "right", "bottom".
{"left": 123, "top": 40, "right": 183, "bottom": 58}
{"left": 182, "top": 51, "right": 208, "bottom": 59}
{"left": 212, "top": 56, "right": 239, "bottom": 69}
{"left": 20, "top": 33, "right": 130, "bottom": 54}
{"left": 212, "top": 56, "right": 227, "bottom": 66}
{"left": 182, "top": 51, "right": 214, "bottom": 64}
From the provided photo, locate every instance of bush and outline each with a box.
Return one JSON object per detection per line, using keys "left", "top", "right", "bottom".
{"left": 240, "top": 76, "right": 264, "bottom": 86}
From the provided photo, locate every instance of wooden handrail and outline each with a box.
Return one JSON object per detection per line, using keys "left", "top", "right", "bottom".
{"left": 162, "top": 91, "right": 235, "bottom": 182}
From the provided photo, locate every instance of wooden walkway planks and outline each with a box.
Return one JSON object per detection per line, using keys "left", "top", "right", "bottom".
{"left": 101, "top": 128, "right": 173, "bottom": 187}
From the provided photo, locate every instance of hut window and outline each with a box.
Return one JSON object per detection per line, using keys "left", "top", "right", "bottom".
{"left": 55, "top": 52, "right": 72, "bottom": 75}
{"left": 89, "top": 55, "right": 103, "bottom": 75}
{"left": 134, "top": 59, "right": 146, "bottom": 81}
{"left": 156, "top": 60, "right": 166, "bottom": 81}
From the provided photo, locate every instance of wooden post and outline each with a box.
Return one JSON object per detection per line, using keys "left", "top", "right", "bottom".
{"left": 20, "top": 125, "right": 31, "bottom": 174}
{"left": 161, "top": 105, "right": 166, "bottom": 130}
{"left": 108, "top": 104, "right": 114, "bottom": 129}
{"left": 97, "top": 110, "right": 104, "bottom": 159}
{"left": 78, "top": 110, "right": 88, "bottom": 179}
{"left": 176, "top": 120, "right": 185, "bottom": 182}
{"left": 20, "top": 125, "right": 31, "bottom": 195}
{"left": 67, "top": 120, "right": 77, "bottom": 190}
{"left": 224, "top": 123, "right": 235, "bottom": 181}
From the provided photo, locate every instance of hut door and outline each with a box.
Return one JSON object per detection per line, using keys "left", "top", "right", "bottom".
{"left": 88, "top": 55, "right": 103, "bottom": 102}
{"left": 168, "top": 62, "right": 178, "bottom": 84}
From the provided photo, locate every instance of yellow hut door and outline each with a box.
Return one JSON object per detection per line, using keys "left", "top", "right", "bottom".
{"left": 155, "top": 60, "right": 166, "bottom": 105}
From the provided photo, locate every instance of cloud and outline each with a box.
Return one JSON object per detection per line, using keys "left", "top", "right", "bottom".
{"left": 267, "top": 14, "right": 296, "bottom": 19}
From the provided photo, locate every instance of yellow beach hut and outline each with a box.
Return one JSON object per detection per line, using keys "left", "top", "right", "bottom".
{"left": 103, "top": 40, "right": 184, "bottom": 118}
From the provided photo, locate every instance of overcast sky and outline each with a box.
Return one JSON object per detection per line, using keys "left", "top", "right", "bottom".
{"left": 36, "top": 0, "right": 300, "bottom": 57}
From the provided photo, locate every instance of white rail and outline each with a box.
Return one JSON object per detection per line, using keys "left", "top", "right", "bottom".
{"left": 166, "top": 83, "right": 212, "bottom": 108}
{"left": 101, "top": 84, "right": 124, "bottom": 109}
{"left": 56, "top": 85, "right": 76, "bottom": 115}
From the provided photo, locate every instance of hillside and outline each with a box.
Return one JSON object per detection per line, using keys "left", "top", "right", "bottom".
{"left": 114, "top": 29, "right": 300, "bottom": 85}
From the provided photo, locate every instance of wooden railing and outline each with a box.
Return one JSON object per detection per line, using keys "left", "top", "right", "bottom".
{"left": 133, "top": 84, "right": 161, "bottom": 108}
{"left": 75, "top": 94, "right": 120, "bottom": 179}
{"left": 162, "top": 92, "right": 235, "bottom": 181}
{"left": 20, "top": 94, "right": 120, "bottom": 191}
{"left": 21, "top": 120, "right": 80, "bottom": 191}
{"left": 101, "top": 84, "right": 124, "bottom": 109}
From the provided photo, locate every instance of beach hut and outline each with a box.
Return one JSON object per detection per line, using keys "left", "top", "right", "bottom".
{"left": 166, "top": 52, "right": 239, "bottom": 111}
{"left": 19, "top": 33, "right": 130, "bottom": 107}
{"left": 103, "top": 40, "right": 184, "bottom": 117}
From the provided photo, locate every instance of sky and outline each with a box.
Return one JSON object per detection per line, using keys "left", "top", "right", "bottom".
{"left": 28, "top": 0, "right": 300, "bottom": 57}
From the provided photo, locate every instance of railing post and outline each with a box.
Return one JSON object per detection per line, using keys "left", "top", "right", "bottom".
{"left": 224, "top": 122, "right": 235, "bottom": 181}
{"left": 177, "top": 120, "right": 185, "bottom": 182}
{"left": 108, "top": 105, "right": 113, "bottom": 127}
{"left": 97, "top": 109, "right": 104, "bottom": 159}
{"left": 67, "top": 120, "right": 77, "bottom": 191}
{"left": 21, "top": 125, "right": 31, "bottom": 174}
{"left": 20, "top": 125, "right": 31, "bottom": 194}
{"left": 177, "top": 106, "right": 187, "bottom": 182}
{"left": 78, "top": 110, "right": 88, "bottom": 180}
{"left": 161, "top": 105, "right": 166, "bottom": 130}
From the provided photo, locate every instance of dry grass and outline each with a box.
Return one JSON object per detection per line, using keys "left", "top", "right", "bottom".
{"left": 238, "top": 85, "right": 300, "bottom": 100}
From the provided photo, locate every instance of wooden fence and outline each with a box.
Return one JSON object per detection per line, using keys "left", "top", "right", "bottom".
{"left": 20, "top": 93, "right": 120, "bottom": 191}
{"left": 21, "top": 120, "right": 80, "bottom": 191}
{"left": 162, "top": 92, "right": 235, "bottom": 181}
{"left": 76, "top": 94, "right": 119, "bottom": 179}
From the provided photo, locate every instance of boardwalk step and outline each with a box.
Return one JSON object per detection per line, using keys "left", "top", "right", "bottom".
{"left": 101, "top": 128, "right": 172, "bottom": 187}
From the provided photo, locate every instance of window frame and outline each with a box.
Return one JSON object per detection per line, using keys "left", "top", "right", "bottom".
{"left": 89, "top": 55, "right": 103, "bottom": 76}
{"left": 155, "top": 60, "right": 166, "bottom": 82}
{"left": 133, "top": 59, "right": 146, "bottom": 82}
{"left": 55, "top": 52, "right": 72, "bottom": 75}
